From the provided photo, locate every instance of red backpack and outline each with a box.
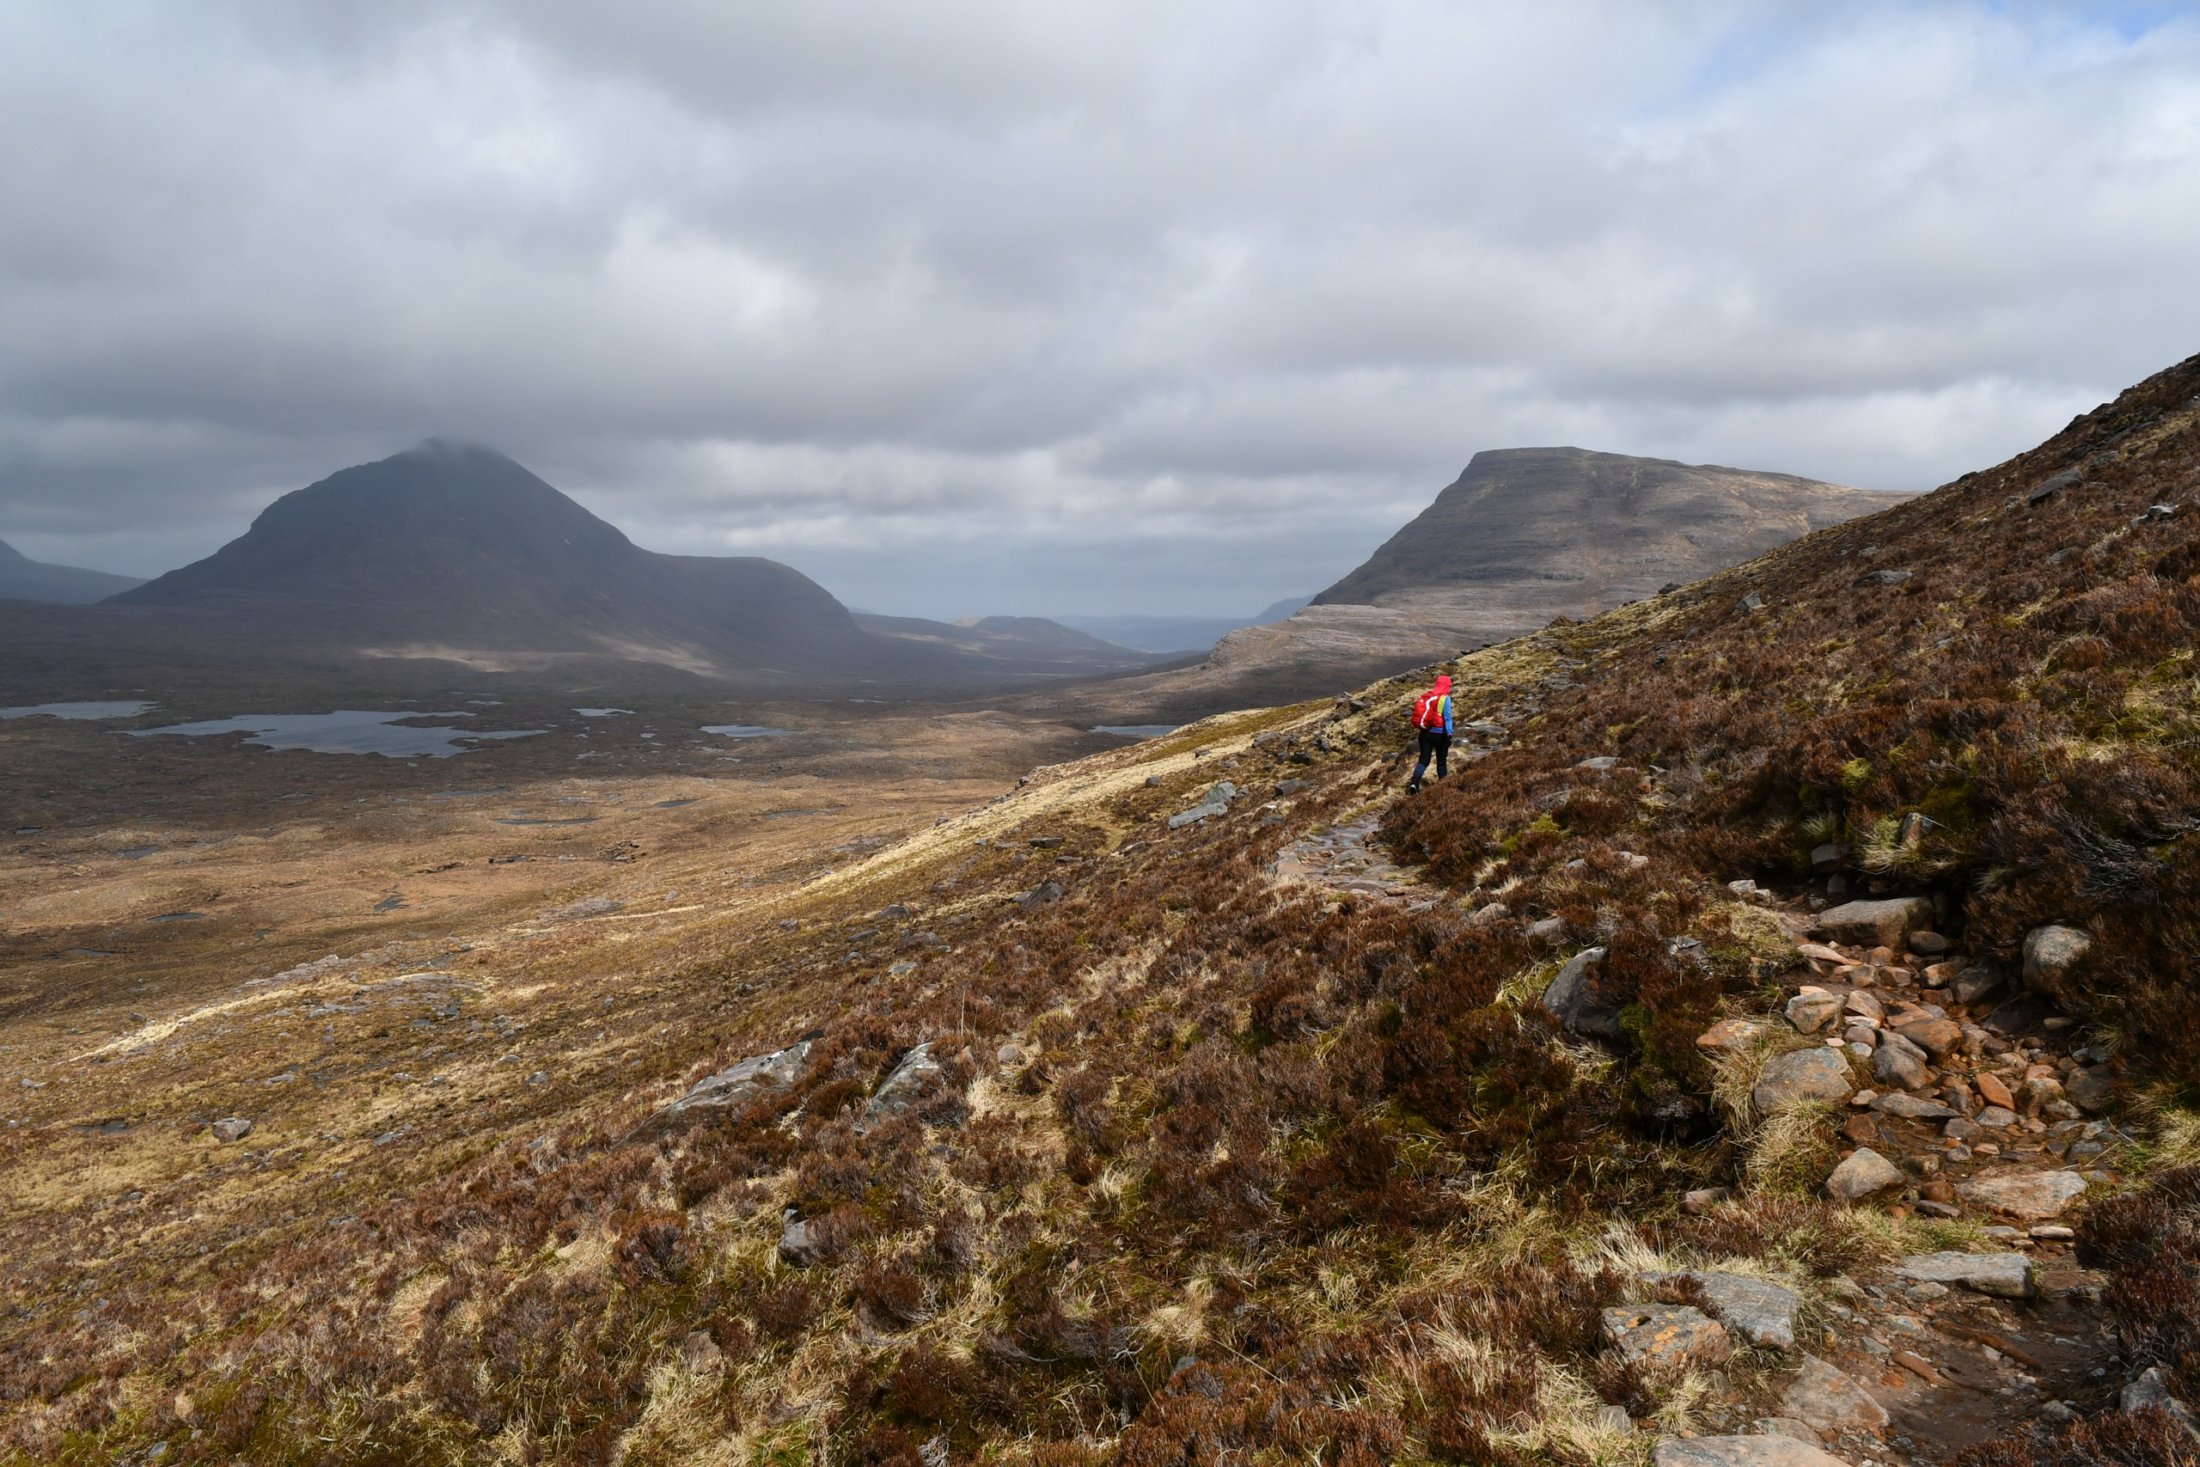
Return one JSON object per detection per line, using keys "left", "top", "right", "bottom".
{"left": 1411, "top": 690, "right": 1448, "bottom": 730}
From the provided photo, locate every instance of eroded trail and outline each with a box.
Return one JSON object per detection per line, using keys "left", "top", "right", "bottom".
{"left": 1268, "top": 807, "right": 1430, "bottom": 904}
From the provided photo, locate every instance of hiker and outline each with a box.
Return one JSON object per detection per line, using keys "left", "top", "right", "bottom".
{"left": 1407, "top": 674, "right": 1453, "bottom": 793}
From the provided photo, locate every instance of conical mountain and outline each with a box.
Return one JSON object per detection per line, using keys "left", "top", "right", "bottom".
{"left": 115, "top": 440, "right": 875, "bottom": 674}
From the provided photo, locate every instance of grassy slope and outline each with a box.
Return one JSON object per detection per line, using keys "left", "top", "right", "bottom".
{"left": 6, "top": 356, "right": 2200, "bottom": 1463}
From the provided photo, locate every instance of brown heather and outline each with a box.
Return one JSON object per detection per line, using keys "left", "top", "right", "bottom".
{"left": 6, "top": 354, "right": 2200, "bottom": 1461}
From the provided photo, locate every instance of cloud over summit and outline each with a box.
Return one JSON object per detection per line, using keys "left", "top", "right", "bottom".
{"left": 3, "top": 1, "right": 2197, "bottom": 615}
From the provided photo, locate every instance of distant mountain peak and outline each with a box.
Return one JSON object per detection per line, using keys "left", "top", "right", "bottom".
{"left": 0, "top": 536, "right": 145, "bottom": 604}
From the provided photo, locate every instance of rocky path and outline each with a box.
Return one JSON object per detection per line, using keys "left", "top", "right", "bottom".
{"left": 1268, "top": 808, "right": 1429, "bottom": 904}
{"left": 1637, "top": 897, "right": 2186, "bottom": 1465}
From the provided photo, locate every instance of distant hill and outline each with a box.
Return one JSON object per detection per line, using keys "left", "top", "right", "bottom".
{"left": 0, "top": 539, "right": 143, "bottom": 604}
{"left": 1055, "top": 597, "right": 1311, "bottom": 653}
{"left": 1063, "top": 449, "right": 1907, "bottom": 721}
{"left": 106, "top": 442, "right": 1165, "bottom": 690}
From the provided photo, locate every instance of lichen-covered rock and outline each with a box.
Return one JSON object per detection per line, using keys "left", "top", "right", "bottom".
{"left": 1652, "top": 1270, "right": 1801, "bottom": 1351}
{"left": 1698, "top": 1017, "right": 1771, "bottom": 1053}
{"left": 651, "top": 1038, "right": 814, "bottom": 1130}
{"left": 1603, "top": 1303, "right": 1731, "bottom": 1371}
{"left": 858, "top": 1042, "right": 944, "bottom": 1131}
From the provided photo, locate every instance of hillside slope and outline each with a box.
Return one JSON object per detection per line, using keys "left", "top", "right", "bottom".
{"left": 0, "top": 539, "right": 142, "bottom": 604}
{"left": 6, "top": 359, "right": 2200, "bottom": 1464}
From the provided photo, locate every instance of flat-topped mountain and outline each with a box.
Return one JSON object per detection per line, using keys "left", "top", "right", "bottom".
{"left": 0, "top": 539, "right": 143, "bottom": 604}
{"left": 1073, "top": 448, "right": 1907, "bottom": 720}
{"left": 1314, "top": 446, "right": 1903, "bottom": 613}
{"left": 104, "top": 442, "right": 1163, "bottom": 690}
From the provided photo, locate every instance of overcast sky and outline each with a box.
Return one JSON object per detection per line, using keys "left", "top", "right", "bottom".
{"left": 3, "top": 2, "right": 2197, "bottom": 617}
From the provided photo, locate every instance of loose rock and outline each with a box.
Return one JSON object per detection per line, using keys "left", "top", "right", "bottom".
{"left": 1541, "top": 947, "right": 1623, "bottom": 1042}
{"left": 1826, "top": 1147, "right": 1905, "bottom": 1202}
{"left": 210, "top": 1118, "right": 253, "bottom": 1143}
{"left": 1780, "top": 1354, "right": 1890, "bottom": 1434}
{"left": 1894, "top": 1251, "right": 2036, "bottom": 1299}
{"left": 1698, "top": 1018, "right": 1772, "bottom": 1053}
{"left": 1956, "top": 1168, "right": 2087, "bottom": 1220}
{"left": 1653, "top": 1439, "right": 1852, "bottom": 1467}
{"left": 1753, "top": 1047, "right": 1854, "bottom": 1114}
{"left": 1786, "top": 989, "right": 1842, "bottom": 1035}
{"left": 2021, "top": 924, "right": 2092, "bottom": 1003}
{"left": 1815, "top": 897, "right": 1932, "bottom": 950}
{"left": 1652, "top": 1270, "right": 1801, "bottom": 1351}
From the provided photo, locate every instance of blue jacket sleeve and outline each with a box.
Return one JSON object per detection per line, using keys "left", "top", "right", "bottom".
{"left": 1443, "top": 696, "right": 1454, "bottom": 735}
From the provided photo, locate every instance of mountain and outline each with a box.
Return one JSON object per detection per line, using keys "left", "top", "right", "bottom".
{"left": 1315, "top": 446, "right": 1901, "bottom": 611}
{"left": 103, "top": 441, "right": 1165, "bottom": 690}
{"left": 0, "top": 539, "right": 143, "bottom": 604}
{"left": 1054, "top": 596, "right": 1312, "bottom": 653}
{"left": 1069, "top": 449, "right": 1907, "bottom": 721}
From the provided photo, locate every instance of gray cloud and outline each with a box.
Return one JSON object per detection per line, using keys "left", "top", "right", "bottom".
{"left": 2, "top": 1, "right": 2196, "bottom": 616}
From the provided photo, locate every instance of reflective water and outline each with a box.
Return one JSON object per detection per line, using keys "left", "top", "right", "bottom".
{"left": 0, "top": 700, "right": 155, "bottom": 720}
{"left": 702, "top": 724, "right": 790, "bottom": 739}
{"left": 1092, "top": 724, "right": 1179, "bottom": 738}
{"left": 131, "top": 710, "right": 545, "bottom": 758}
{"left": 574, "top": 707, "right": 634, "bottom": 718}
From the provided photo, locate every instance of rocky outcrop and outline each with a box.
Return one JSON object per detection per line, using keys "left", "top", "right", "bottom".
{"left": 649, "top": 1038, "right": 814, "bottom": 1131}
{"left": 1541, "top": 947, "right": 1622, "bottom": 1041}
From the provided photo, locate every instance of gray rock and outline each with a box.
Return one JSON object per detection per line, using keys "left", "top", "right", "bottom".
{"left": 2028, "top": 467, "right": 2082, "bottom": 504}
{"left": 1603, "top": 1304, "right": 1732, "bottom": 1370}
{"left": 858, "top": 1042, "right": 945, "bottom": 1131}
{"left": 1752, "top": 1419, "right": 1828, "bottom": 1447}
{"left": 1017, "top": 879, "right": 1064, "bottom": 910}
{"left": 2067, "top": 1066, "right": 2114, "bottom": 1114}
{"left": 1753, "top": 1047, "right": 1854, "bottom": 1115}
{"left": 1826, "top": 1147, "right": 1905, "bottom": 1203}
{"left": 1973, "top": 1104, "right": 2018, "bottom": 1128}
{"left": 210, "top": 1117, "right": 253, "bottom": 1143}
{"left": 1810, "top": 844, "right": 1844, "bottom": 874}
{"left": 1952, "top": 965, "right": 2006, "bottom": 1005}
{"left": 1541, "top": 947, "right": 1623, "bottom": 1042}
{"left": 1578, "top": 755, "right": 1620, "bottom": 770}
{"left": 1864, "top": 569, "right": 1913, "bottom": 586}
{"left": 1895, "top": 1251, "right": 2036, "bottom": 1299}
{"left": 1738, "top": 592, "right": 1765, "bottom": 613}
{"left": 1167, "top": 782, "right": 1238, "bottom": 828}
{"left": 1872, "top": 1032, "right": 1932, "bottom": 1091}
{"left": 779, "top": 1208, "right": 829, "bottom": 1267}
{"left": 1466, "top": 901, "right": 1512, "bottom": 928}
{"left": 1780, "top": 1354, "right": 1889, "bottom": 1434}
{"left": 654, "top": 1039, "right": 814, "bottom": 1128}
{"left": 2121, "top": 1364, "right": 2200, "bottom": 1434}
{"left": 1872, "top": 1092, "right": 1954, "bottom": 1120}
{"left": 1841, "top": 1023, "right": 1878, "bottom": 1051}
{"left": 2022, "top": 924, "right": 2092, "bottom": 1003}
{"left": 1683, "top": 1187, "right": 1732, "bottom": 1214}
{"left": 1653, "top": 1270, "right": 1802, "bottom": 1351}
{"left": 1654, "top": 1438, "right": 1852, "bottom": 1467}
{"left": 1786, "top": 989, "right": 1842, "bottom": 1035}
{"left": 1527, "top": 916, "right": 1568, "bottom": 943}
{"left": 1957, "top": 1168, "right": 2087, "bottom": 1220}
{"left": 1815, "top": 897, "right": 1932, "bottom": 950}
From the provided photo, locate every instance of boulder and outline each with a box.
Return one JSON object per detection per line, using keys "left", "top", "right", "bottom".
{"left": 1017, "top": 880, "right": 1065, "bottom": 910}
{"left": 1602, "top": 1304, "right": 1732, "bottom": 1371}
{"left": 1786, "top": 989, "right": 1842, "bottom": 1035}
{"left": 858, "top": 1042, "right": 945, "bottom": 1131}
{"left": 1895, "top": 1251, "right": 2035, "bottom": 1299}
{"left": 210, "top": 1117, "right": 253, "bottom": 1144}
{"left": 1652, "top": 1270, "right": 1801, "bottom": 1351}
{"left": 1957, "top": 1168, "right": 2087, "bottom": 1220}
{"left": 1753, "top": 1048, "right": 1853, "bottom": 1114}
{"left": 2022, "top": 925, "right": 2092, "bottom": 1003}
{"left": 1541, "top": 947, "right": 1623, "bottom": 1042}
{"left": 652, "top": 1038, "right": 815, "bottom": 1129}
{"left": 1653, "top": 1439, "right": 1853, "bottom": 1467}
{"left": 2121, "top": 1365, "right": 2200, "bottom": 1433}
{"left": 1826, "top": 1148, "right": 1905, "bottom": 1203}
{"left": 1815, "top": 898, "right": 1932, "bottom": 951}
{"left": 1167, "top": 782, "right": 1238, "bottom": 829}
{"left": 1780, "top": 1354, "right": 1889, "bottom": 1434}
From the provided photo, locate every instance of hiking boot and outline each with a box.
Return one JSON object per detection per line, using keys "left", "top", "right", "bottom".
{"left": 1406, "top": 780, "right": 1421, "bottom": 795}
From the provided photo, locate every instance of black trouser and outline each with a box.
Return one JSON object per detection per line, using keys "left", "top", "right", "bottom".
{"left": 1411, "top": 730, "right": 1450, "bottom": 785}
